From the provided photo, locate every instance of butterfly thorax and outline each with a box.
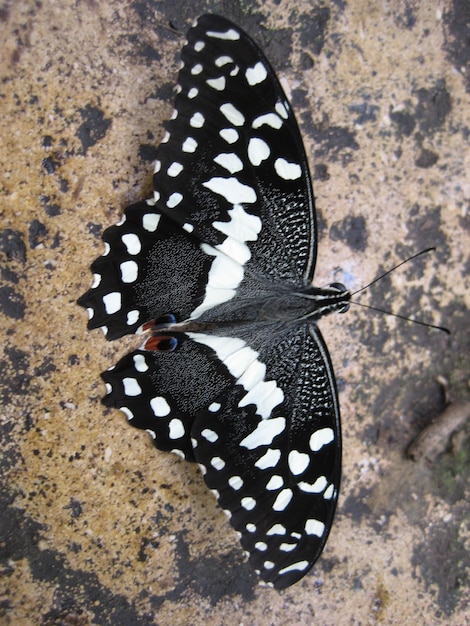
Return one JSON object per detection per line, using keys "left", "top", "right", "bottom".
{"left": 257, "top": 282, "right": 351, "bottom": 323}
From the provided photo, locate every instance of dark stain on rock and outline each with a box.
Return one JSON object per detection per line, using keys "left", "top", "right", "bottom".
{"left": 0, "top": 285, "right": 26, "bottom": 320}
{"left": 64, "top": 498, "right": 83, "bottom": 519}
{"left": 330, "top": 214, "right": 368, "bottom": 251}
{"left": 412, "top": 510, "right": 470, "bottom": 616}
{"left": 40, "top": 195, "right": 61, "bottom": 217}
{"left": 127, "top": 34, "right": 161, "bottom": 64}
{"left": 395, "top": 1, "right": 417, "bottom": 30}
{"left": 342, "top": 485, "right": 373, "bottom": 524}
{"left": 34, "top": 356, "right": 57, "bottom": 379}
{"left": 0, "top": 229, "right": 26, "bottom": 264}
{"left": 298, "top": 6, "right": 331, "bottom": 56}
{"left": 28, "top": 219, "right": 47, "bottom": 249}
{"left": 314, "top": 162, "right": 330, "bottom": 181}
{"left": 390, "top": 108, "right": 416, "bottom": 137}
{"left": 76, "top": 104, "right": 112, "bottom": 155}
{"left": 414, "top": 82, "right": 452, "bottom": 133}
{"left": 42, "top": 156, "right": 60, "bottom": 175}
{"left": 415, "top": 147, "right": 439, "bottom": 168}
{"left": 443, "top": 0, "right": 470, "bottom": 93}
{"left": 1, "top": 267, "right": 19, "bottom": 284}
{"left": 349, "top": 102, "right": 380, "bottom": 126}
{"left": 86, "top": 222, "right": 102, "bottom": 239}
{"left": 139, "top": 144, "right": 159, "bottom": 162}
{"left": 311, "top": 125, "right": 359, "bottom": 161}
{"left": 0, "top": 346, "right": 31, "bottom": 404}
{"left": 153, "top": 532, "right": 256, "bottom": 606}
{"left": 403, "top": 205, "right": 449, "bottom": 262}
{"left": 0, "top": 489, "right": 151, "bottom": 625}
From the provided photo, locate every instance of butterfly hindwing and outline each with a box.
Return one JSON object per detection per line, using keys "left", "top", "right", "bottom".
{"left": 190, "top": 323, "right": 340, "bottom": 589}
{"left": 100, "top": 319, "right": 341, "bottom": 588}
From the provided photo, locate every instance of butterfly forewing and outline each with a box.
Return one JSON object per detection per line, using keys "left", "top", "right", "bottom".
{"left": 78, "top": 13, "right": 344, "bottom": 589}
{"left": 154, "top": 13, "right": 317, "bottom": 286}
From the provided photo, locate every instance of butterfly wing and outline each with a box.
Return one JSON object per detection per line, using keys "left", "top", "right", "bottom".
{"left": 190, "top": 323, "right": 341, "bottom": 589}
{"left": 153, "top": 13, "right": 317, "bottom": 286}
{"left": 79, "top": 14, "right": 318, "bottom": 339}
{"left": 101, "top": 320, "right": 340, "bottom": 588}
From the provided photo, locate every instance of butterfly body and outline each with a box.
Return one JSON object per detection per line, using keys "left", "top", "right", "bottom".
{"left": 79, "top": 14, "right": 348, "bottom": 589}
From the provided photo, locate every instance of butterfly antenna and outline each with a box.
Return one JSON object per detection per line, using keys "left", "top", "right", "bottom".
{"left": 350, "top": 247, "right": 436, "bottom": 296}
{"left": 349, "top": 247, "right": 450, "bottom": 334}
{"left": 349, "top": 301, "right": 450, "bottom": 334}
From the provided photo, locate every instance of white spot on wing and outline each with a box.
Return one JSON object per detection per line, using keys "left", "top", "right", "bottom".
{"left": 191, "top": 63, "right": 203, "bottom": 75}
{"left": 279, "top": 542, "right": 297, "bottom": 552}
{"left": 133, "top": 354, "right": 148, "bottom": 372}
{"left": 245, "top": 61, "right": 267, "bottom": 86}
{"left": 287, "top": 450, "right": 310, "bottom": 475}
{"left": 252, "top": 113, "right": 283, "bottom": 129}
{"left": 241, "top": 496, "right": 256, "bottom": 510}
{"left": 266, "top": 523, "right": 286, "bottom": 536}
{"left": 190, "top": 112, "right": 205, "bottom": 128}
{"left": 220, "top": 103, "right": 245, "bottom": 126}
{"left": 207, "top": 28, "right": 240, "bottom": 40}
{"left": 298, "top": 476, "right": 328, "bottom": 493}
{"left": 103, "top": 292, "right": 121, "bottom": 314}
{"left": 142, "top": 213, "right": 160, "bottom": 232}
{"left": 207, "top": 76, "right": 226, "bottom": 91}
{"left": 168, "top": 418, "right": 185, "bottom": 439}
{"left": 219, "top": 128, "right": 239, "bottom": 144}
{"left": 274, "top": 157, "right": 302, "bottom": 180}
{"left": 215, "top": 55, "right": 233, "bottom": 67}
{"left": 188, "top": 87, "right": 198, "bottom": 99}
{"left": 324, "top": 484, "right": 335, "bottom": 500}
{"left": 123, "top": 377, "right": 142, "bottom": 396}
{"left": 214, "top": 152, "right": 243, "bottom": 174}
{"left": 305, "top": 519, "right": 325, "bottom": 537}
{"left": 210, "top": 456, "right": 225, "bottom": 470}
{"left": 240, "top": 417, "right": 286, "bottom": 450}
{"left": 279, "top": 561, "right": 309, "bottom": 575}
{"left": 201, "top": 428, "right": 218, "bottom": 442}
{"left": 120, "top": 406, "right": 134, "bottom": 420}
{"left": 228, "top": 476, "right": 243, "bottom": 490}
{"left": 203, "top": 176, "right": 256, "bottom": 204}
{"left": 248, "top": 137, "right": 270, "bottom": 166}
{"left": 182, "top": 137, "right": 198, "bottom": 153}
{"left": 127, "top": 310, "right": 139, "bottom": 325}
{"left": 309, "top": 427, "right": 335, "bottom": 451}
{"left": 272, "top": 488, "right": 293, "bottom": 511}
{"left": 254, "top": 448, "right": 281, "bottom": 469}
{"left": 166, "top": 192, "right": 183, "bottom": 208}
{"left": 275, "top": 101, "right": 289, "bottom": 119}
{"left": 238, "top": 380, "right": 284, "bottom": 420}
{"left": 167, "top": 162, "right": 183, "bottom": 177}
{"left": 150, "top": 396, "right": 171, "bottom": 417}
{"left": 120, "top": 260, "right": 138, "bottom": 283}
{"left": 265, "top": 475, "right": 284, "bottom": 490}
{"left": 213, "top": 204, "right": 261, "bottom": 243}
{"left": 121, "top": 233, "right": 141, "bottom": 255}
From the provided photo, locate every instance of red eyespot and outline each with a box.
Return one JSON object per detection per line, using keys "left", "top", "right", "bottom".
{"left": 144, "top": 335, "right": 178, "bottom": 352}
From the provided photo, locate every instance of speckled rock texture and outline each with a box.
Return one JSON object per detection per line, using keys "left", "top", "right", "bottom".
{"left": 1, "top": 1, "right": 469, "bottom": 624}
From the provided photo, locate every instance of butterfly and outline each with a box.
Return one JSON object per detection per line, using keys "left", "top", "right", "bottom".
{"left": 78, "top": 14, "right": 351, "bottom": 589}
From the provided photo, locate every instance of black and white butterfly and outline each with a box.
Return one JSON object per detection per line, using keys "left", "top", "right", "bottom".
{"left": 78, "top": 14, "right": 351, "bottom": 589}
